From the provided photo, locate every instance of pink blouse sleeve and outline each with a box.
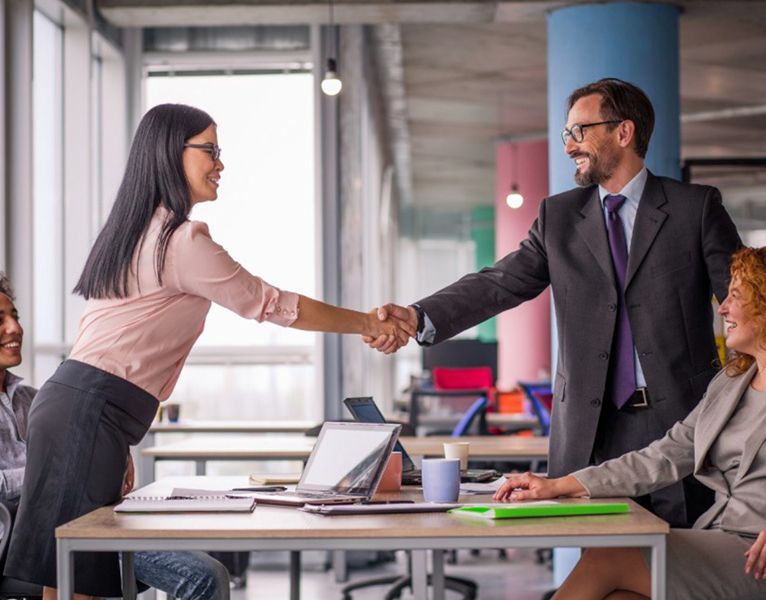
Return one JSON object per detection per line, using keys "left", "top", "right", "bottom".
{"left": 166, "top": 220, "right": 300, "bottom": 326}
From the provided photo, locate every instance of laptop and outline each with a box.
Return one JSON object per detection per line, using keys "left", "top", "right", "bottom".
{"left": 343, "top": 396, "right": 500, "bottom": 485}
{"left": 247, "top": 421, "right": 401, "bottom": 506}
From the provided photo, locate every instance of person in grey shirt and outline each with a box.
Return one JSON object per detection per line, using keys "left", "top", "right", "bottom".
{"left": 0, "top": 272, "right": 230, "bottom": 600}
{"left": 493, "top": 247, "right": 766, "bottom": 600}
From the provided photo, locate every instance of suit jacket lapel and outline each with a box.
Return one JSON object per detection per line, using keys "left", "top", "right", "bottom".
{"left": 694, "top": 365, "right": 756, "bottom": 473}
{"left": 625, "top": 172, "right": 668, "bottom": 288}
{"left": 575, "top": 188, "right": 616, "bottom": 288}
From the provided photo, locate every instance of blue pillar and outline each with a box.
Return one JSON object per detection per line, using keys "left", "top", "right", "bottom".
{"left": 546, "top": 2, "right": 680, "bottom": 586}
{"left": 547, "top": 2, "right": 680, "bottom": 195}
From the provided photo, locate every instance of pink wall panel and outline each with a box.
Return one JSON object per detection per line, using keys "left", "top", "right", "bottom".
{"left": 495, "top": 139, "right": 551, "bottom": 389}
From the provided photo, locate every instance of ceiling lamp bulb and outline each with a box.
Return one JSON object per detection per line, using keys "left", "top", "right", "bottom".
{"left": 505, "top": 184, "right": 524, "bottom": 209}
{"left": 321, "top": 58, "right": 342, "bottom": 96}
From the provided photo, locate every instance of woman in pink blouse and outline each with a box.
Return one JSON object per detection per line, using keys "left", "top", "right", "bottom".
{"left": 6, "top": 103, "right": 411, "bottom": 598}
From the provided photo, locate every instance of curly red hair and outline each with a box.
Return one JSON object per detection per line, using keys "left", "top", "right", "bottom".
{"left": 725, "top": 247, "right": 766, "bottom": 376}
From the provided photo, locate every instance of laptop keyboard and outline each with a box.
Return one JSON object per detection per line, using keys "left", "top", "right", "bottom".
{"left": 278, "top": 491, "right": 338, "bottom": 499}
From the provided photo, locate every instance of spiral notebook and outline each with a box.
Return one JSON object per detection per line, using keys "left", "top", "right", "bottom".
{"left": 115, "top": 488, "right": 256, "bottom": 513}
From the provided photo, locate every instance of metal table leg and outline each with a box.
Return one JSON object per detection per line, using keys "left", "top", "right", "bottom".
{"left": 122, "top": 552, "right": 138, "bottom": 600}
{"left": 651, "top": 536, "right": 667, "bottom": 600}
{"left": 332, "top": 550, "right": 348, "bottom": 582}
{"left": 289, "top": 550, "right": 301, "bottom": 600}
{"left": 411, "top": 550, "right": 428, "bottom": 599}
{"left": 56, "top": 538, "right": 74, "bottom": 600}
{"left": 431, "top": 549, "right": 445, "bottom": 599}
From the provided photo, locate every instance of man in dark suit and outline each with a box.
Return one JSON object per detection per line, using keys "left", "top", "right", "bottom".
{"left": 367, "top": 78, "right": 741, "bottom": 527}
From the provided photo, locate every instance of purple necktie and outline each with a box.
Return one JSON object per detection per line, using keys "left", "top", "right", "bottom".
{"left": 605, "top": 194, "right": 636, "bottom": 409}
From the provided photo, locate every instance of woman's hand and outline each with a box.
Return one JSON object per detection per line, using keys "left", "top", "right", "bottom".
{"left": 493, "top": 472, "right": 586, "bottom": 502}
{"left": 364, "top": 306, "right": 416, "bottom": 351}
{"left": 744, "top": 529, "right": 766, "bottom": 579}
{"left": 121, "top": 453, "right": 135, "bottom": 497}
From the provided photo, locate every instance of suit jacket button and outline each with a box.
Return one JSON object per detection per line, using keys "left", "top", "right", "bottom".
{"left": 608, "top": 303, "right": 617, "bottom": 311}
{"left": 591, "top": 398, "right": 601, "bottom": 407}
{"left": 599, "top": 352, "right": 608, "bottom": 360}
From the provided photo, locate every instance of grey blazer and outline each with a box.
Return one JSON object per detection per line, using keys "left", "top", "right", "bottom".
{"left": 417, "top": 171, "right": 741, "bottom": 476}
{"left": 574, "top": 365, "right": 766, "bottom": 537}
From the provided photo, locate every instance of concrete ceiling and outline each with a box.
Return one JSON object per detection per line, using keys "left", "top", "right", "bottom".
{"left": 99, "top": 0, "right": 766, "bottom": 225}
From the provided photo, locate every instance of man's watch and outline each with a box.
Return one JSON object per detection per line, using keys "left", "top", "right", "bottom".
{"left": 411, "top": 304, "right": 425, "bottom": 335}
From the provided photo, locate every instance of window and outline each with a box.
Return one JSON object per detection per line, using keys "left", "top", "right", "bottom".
{"left": 145, "top": 72, "right": 319, "bottom": 421}
{"left": 32, "top": 10, "right": 64, "bottom": 379}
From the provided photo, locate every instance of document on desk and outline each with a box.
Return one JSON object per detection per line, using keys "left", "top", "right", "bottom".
{"left": 115, "top": 488, "right": 256, "bottom": 513}
{"left": 459, "top": 477, "right": 506, "bottom": 495}
{"left": 300, "top": 502, "right": 461, "bottom": 516}
{"left": 449, "top": 501, "right": 630, "bottom": 520}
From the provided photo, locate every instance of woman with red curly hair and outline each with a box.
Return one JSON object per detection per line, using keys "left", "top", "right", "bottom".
{"left": 495, "top": 247, "right": 766, "bottom": 600}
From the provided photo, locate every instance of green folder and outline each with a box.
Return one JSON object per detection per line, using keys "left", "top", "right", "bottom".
{"left": 449, "top": 501, "right": 630, "bottom": 520}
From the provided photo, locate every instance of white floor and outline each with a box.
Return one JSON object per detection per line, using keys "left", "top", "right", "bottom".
{"left": 230, "top": 549, "right": 554, "bottom": 599}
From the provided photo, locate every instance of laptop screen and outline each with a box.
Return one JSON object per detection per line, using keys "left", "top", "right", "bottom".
{"left": 343, "top": 397, "right": 416, "bottom": 472}
{"left": 299, "top": 422, "right": 400, "bottom": 494}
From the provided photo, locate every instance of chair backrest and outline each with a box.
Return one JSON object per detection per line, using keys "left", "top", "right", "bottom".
{"left": 451, "top": 397, "right": 489, "bottom": 437}
{"left": 422, "top": 339, "right": 498, "bottom": 382}
{"left": 0, "top": 501, "right": 43, "bottom": 598}
{"left": 432, "top": 367, "right": 493, "bottom": 390}
{"left": 518, "top": 381, "right": 552, "bottom": 436}
{"left": 0, "top": 502, "right": 12, "bottom": 569}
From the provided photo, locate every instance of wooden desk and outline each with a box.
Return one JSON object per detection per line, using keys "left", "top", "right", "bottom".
{"left": 149, "top": 420, "right": 316, "bottom": 435}
{"left": 141, "top": 434, "right": 550, "bottom": 478}
{"left": 137, "top": 420, "right": 315, "bottom": 487}
{"left": 55, "top": 476, "right": 668, "bottom": 600}
{"left": 389, "top": 411, "right": 539, "bottom": 432}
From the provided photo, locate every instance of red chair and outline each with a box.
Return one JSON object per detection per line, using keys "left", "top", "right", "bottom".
{"left": 432, "top": 366, "right": 493, "bottom": 391}
{"left": 429, "top": 367, "right": 494, "bottom": 435}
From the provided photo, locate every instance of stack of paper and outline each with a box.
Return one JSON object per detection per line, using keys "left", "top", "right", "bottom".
{"left": 115, "top": 488, "right": 256, "bottom": 513}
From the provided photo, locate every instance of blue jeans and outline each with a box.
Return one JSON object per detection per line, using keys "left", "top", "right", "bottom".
{"left": 133, "top": 551, "right": 230, "bottom": 600}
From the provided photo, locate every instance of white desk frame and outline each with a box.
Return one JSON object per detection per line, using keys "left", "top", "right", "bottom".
{"left": 57, "top": 532, "right": 666, "bottom": 600}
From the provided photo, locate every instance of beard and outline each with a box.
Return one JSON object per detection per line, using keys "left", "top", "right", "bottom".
{"left": 572, "top": 146, "right": 620, "bottom": 186}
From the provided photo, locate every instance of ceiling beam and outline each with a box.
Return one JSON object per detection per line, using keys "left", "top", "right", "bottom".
{"left": 97, "top": 0, "right": 766, "bottom": 28}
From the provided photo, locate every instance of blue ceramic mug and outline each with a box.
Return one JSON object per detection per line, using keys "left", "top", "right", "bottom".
{"left": 421, "top": 458, "right": 460, "bottom": 503}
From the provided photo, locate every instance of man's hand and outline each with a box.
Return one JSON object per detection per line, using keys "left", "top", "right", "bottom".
{"left": 364, "top": 305, "right": 415, "bottom": 351}
{"left": 745, "top": 529, "right": 766, "bottom": 580}
{"left": 362, "top": 304, "right": 417, "bottom": 354}
{"left": 121, "top": 453, "right": 135, "bottom": 497}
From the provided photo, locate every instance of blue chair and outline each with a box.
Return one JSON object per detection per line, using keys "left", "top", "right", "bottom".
{"left": 518, "top": 382, "right": 552, "bottom": 436}
{"left": 451, "top": 397, "right": 489, "bottom": 437}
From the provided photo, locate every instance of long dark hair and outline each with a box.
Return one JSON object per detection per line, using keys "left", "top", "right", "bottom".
{"left": 74, "top": 103, "right": 214, "bottom": 299}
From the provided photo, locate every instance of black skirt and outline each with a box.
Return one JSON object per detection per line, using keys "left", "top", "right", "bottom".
{"left": 4, "top": 359, "right": 158, "bottom": 595}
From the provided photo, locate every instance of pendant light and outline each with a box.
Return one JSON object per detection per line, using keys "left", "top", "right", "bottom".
{"left": 321, "top": 0, "right": 342, "bottom": 96}
{"left": 505, "top": 146, "right": 524, "bottom": 209}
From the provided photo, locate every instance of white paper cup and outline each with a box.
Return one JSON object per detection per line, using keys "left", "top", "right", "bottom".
{"left": 443, "top": 441, "right": 470, "bottom": 470}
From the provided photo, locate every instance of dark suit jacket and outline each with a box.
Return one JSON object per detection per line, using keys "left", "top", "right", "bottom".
{"left": 417, "top": 171, "right": 741, "bottom": 477}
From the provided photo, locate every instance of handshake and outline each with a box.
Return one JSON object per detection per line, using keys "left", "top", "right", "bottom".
{"left": 364, "top": 303, "right": 418, "bottom": 354}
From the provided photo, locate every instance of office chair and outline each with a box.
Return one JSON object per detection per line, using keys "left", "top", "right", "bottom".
{"left": 340, "top": 401, "right": 485, "bottom": 599}
{"left": 341, "top": 550, "right": 477, "bottom": 600}
{"left": 518, "top": 381, "right": 552, "bottom": 437}
{"left": 0, "top": 502, "right": 43, "bottom": 599}
{"left": 415, "top": 366, "right": 493, "bottom": 436}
